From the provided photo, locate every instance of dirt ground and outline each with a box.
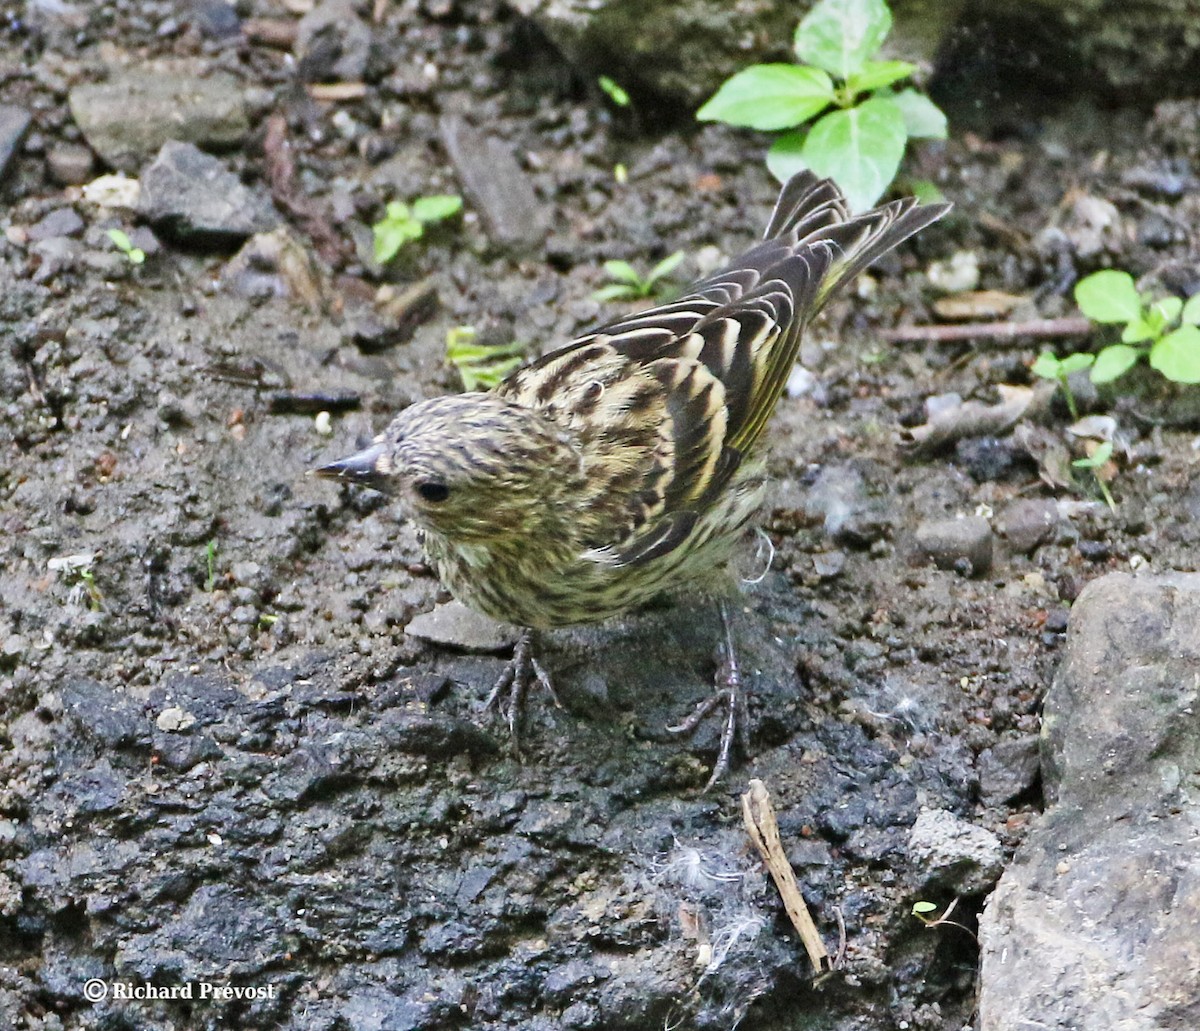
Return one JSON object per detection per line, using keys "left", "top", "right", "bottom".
{"left": 2, "top": 2, "right": 1199, "bottom": 1030}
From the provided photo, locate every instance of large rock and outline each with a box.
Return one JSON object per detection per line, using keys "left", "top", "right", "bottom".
{"left": 0, "top": 105, "right": 31, "bottom": 181}
{"left": 69, "top": 69, "right": 248, "bottom": 172}
{"left": 978, "top": 573, "right": 1200, "bottom": 1031}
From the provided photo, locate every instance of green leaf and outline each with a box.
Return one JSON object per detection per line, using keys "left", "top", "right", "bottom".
{"left": 1089, "top": 344, "right": 1140, "bottom": 383}
{"left": 592, "top": 283, "right": 638, "bottom": 302}
{"left": 647, "top": 251, "right": 685, "bottom": 283}
{"left": 912, "top": 901, "right": 938, "bottom": 915}
{"left": 598, "top": 75, "right": 630, "bottom": 107}
{"left": 795, "top": 0, "right": 892, "bottom": 80}
{"left": 697, "top": 64, "right": 835, "bottom": 130}
{"left": 1074, "top": 270, "right": 1142, "bottom": 324}
{"left": 1181, "top": 294, "right": 1200, "bottom": 326}
{"left": 1089, "top": 344, "right": 1141, "bottom": 383}
{"left": 411, "top": 195, "right": 462, "bottom": 223}
{"left": 1058, "top": 352, "right": 1095, "bottom": 376}
{"left": 1150, "top": 296, "right": 1182, "bottom": 326}
{"left": 766, "top": 130, "right": 809, "bottom": 183}
{"left": 1121, "top": 317, "right": 1157, "bottom": 344}
{"left": 1030, "top": 352, "right": 1062, "bottom": 379}
{"left": 890, "top": 88, "right": 948, "bottom": 139}
{"left": 373, "top": 217, "right": 422, "bottom": 264}
{"left": 105, "top": 228, "right": 133, "bottom": 252}
{"left": 602, "top": 259, "right": 642, "bottom": 285}
{"left": 1149, "top": 325, "right": 1200, "bottom": 383}
{"left": 384, "top": 201, "right": 409, "bottom": 222}
{"left": 847, "top": 59, "right": 915, "bottom": 95}
{"left": 800, "top": 97, "right": 906, "bottom": 212}
{"left": 906, "top": 177, "right": 945, "bottom": 204}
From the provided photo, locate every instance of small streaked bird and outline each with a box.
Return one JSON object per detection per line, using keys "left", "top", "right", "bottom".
{"left": 318, "top": 171, "right": 949, "bottom": 788}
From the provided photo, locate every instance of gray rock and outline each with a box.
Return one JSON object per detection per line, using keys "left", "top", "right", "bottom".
{"left": 979, "top": 573, "right": 1200, "bottom": 1031}
{"left": 914, "top": 515, "right": 993, "bottom": 575}
{"left": 977, "top": 735, "right": 1040, "bottom": 804}
{"left": 405, "top": 600, "right": 517, "bottom": 652}
{"left": 994, "top": 498, "right": 1059, "bottom": 554}
{"left": 137, "top": 141, "right": 279, "bottom": 247}
{"left": 907, "top": 809, "right": 1004, "bottom": 896}
{"left": 69, "top": 70, "right": 248, "bottom": 171}
{"left": 0, "top": 105, "right": 31, "bottom": 180}
{"left": 296, "top": 0, "right": 377, "bottom": 83}
{"left": 26, "top": 208, "right": 85, "bottom": 243}
{"left": 439, "top": 114, "right": 549, "bottom": 254}
{"left": 45, "top": 142, "right": 95, "bottom": 185}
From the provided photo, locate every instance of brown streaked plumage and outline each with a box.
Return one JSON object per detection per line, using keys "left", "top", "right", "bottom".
{"left": 318, "top": 171, "right": 949, "bottom": 780}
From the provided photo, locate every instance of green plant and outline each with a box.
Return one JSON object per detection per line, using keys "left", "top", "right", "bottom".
{"left": 1031, "top": 351, "right": 1095, "bottom": 419}
{"left": 598, "top": 75, "right": 630, "bottom": 107}
{"left": 1073, "top": 270, "right": 1200, "bottom": 386}
{"left": 593, "top": 251, "right": 685, "bottom": 303}
{"left": 446, "top": 326, "right": 526, "bottom": 391}
{"left": 1072, "top": 439, "right": 1116, "bottom": 511}
{"left": 205, "top": 539, "right": 218, "bottom": 593}
{"left": 911, "top": 898, "right": 977, "bottom": 942}
{"left": 373, "top": 195, "right": 463, "bottom": 265}
{"left": 105, "top": 228, "right": 145, "bottom": 265}
{"left": 696, "top": 0, "right": 946, "bottom": 212}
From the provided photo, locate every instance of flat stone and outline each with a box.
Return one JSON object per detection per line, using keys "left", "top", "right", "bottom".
{"left": 26, "top": 208, "right": 85, "bottom": 243}
{"left": 404, "top": 600, "right": 517, "bottom": 653}
{"left": 979, "top": 573, "right": 1200, "bottom": 1031}
{"left": 439, "top": 114, "right": 548, "bottom": 254}
{"left": 69, "top": 70, "right": 247, "bottom": 172}
{"left": 0, "top": 105, "right": 31, "bottom": 180}
{"left": 137, "top": 141, "right": 279, "bottom": 247}
{"left": 994, "top": 498, "right": 1060, "bottom": 554}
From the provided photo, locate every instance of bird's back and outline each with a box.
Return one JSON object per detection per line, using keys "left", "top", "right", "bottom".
{"left": 498, "top": 172, "right": 949, "bottom": 574}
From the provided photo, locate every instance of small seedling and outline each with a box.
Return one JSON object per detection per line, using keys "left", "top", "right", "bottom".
{"left": 372, "top": 195, "right": 463, "bottom": 265}
{"left": 1072, "top": 439, "right": 1116, "bottom": 510}
{"left": 204, "top": 538, "right": 218, "bottom": 592}
{"left": 1030, "top": 351, "right": 1095, "bottom": 419}
{"left": 1073, "top": 269, "right": 1200, "bottom": 386}
{"left": 697, "top": 0, "right": 947, "bottom": 211}
{"left": 446, "top": 326, "right": 525, "bottom": 391}
{"left": 593, "top": 251, "right": 685, "bottom": 303}
{"left": 911, "top": 898, "right": 977, "bottom": 943}
{"left": 598, "top": 75, "right": 630, "bottom": 107}
{"left": 105, "top": 228, "right": 145, "bottom": 265}
{"left": 48, "top": 552, "right": 103, "bottom": 611}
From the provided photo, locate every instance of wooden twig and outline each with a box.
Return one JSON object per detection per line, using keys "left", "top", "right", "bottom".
{"left": 741, "top": 779, "right": 831, "bottom": 975}
{"left": 880, "top": 317, "right": 1093, "bottom": 345}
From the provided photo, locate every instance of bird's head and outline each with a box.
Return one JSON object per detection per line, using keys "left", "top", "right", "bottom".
{"left": 315, "top": 394, "right": 581, "bottom": 544}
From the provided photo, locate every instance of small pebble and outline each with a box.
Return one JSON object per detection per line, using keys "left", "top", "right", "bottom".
{"left": 914, "top": 516, "right": 994, "bottom": 576}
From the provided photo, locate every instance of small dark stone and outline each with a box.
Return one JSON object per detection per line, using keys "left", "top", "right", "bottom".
{"left": 979, "top": 735, "right": 1042, "bottom": 803}
{"left": 1078, "top": 539, "right": 1111, "bottom": 562}
{"left": 956, "top": 435, "right": 1022, "bottom": 482}
{"left": 0, "top": 105, "right": 31, "bottom": 180}
{"left": 45, "top": 143, "right": 95, "bottom": 185}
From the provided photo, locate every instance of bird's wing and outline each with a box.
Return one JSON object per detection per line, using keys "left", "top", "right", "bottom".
{"left": 498, "top": 172, "right": 950, "bottom": 565}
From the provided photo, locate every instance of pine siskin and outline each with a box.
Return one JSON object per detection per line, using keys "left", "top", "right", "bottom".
{"left": 318, "top": 171, "right": 949, "bottom": 785}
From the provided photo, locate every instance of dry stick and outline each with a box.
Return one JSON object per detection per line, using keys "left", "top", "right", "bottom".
{"left": 741, "top": 779, "right": 831, "bottom": 975}
{"left": 880, "top": 316, "right": 1093, "bottom": 345}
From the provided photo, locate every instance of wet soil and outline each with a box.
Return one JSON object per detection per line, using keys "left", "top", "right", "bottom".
{"left": 1, "top": 3, "right": 1198, "bottom": 1030}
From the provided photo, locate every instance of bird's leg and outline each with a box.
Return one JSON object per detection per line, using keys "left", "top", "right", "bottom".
{"left": 667, "top": 601, "right": 750, "bottom": 792}
{"left": 483, "top": 629, "right": 559, "bottom": 757}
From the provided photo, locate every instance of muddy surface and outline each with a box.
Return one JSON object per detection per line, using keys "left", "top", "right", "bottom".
{"left": 1, "top": 2, "right": 1198, "bottom": 1029}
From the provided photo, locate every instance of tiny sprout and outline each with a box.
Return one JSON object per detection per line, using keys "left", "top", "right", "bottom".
{"left": 1072, "top": 439, "right": 1116, "bottom": 510}
{"left": 205, "top": 539, "right": 218, "bottom": 593}
{"left": 373, "top": 194, "right": 463, "bottom": 265}
{"left": 1031, "top": 350, "right": 1094, "bottom": 419}
{"left": 593, "top": 251, "right": 685, "bottom": 303}
{"left": 105, "top": 227, "right": 145, "bottom": 265}
{"left": 911, "top": 897, "right": 977, "bottom": 943}
{"left": 598, "top": 75, "right": 631, "bottom": 107}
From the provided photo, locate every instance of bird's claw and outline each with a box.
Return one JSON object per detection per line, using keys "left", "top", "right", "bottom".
{"left": 483, "top": 631, "right": 559, "bottom": 757}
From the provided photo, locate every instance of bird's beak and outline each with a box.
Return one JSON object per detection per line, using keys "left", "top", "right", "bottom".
{"left": 313, "top": 442, "right": 390, "bottom": 492}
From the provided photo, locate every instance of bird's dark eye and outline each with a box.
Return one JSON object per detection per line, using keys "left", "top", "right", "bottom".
{"left": 416, "top": 481, "right": 450, "bottom": 503}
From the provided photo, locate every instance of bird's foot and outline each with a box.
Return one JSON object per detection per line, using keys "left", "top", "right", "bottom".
{"left": 667, "top": 605, "right": 751, "bottom": 792}
{"left": 483, "top": 629, "right": 559, "bottom": 757}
